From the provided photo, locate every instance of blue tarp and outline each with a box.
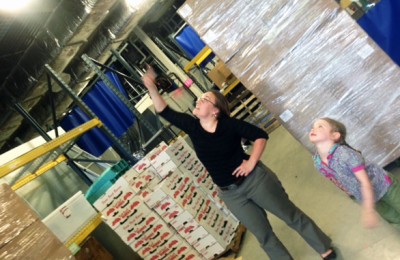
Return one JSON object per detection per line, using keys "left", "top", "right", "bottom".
{"left": 175, "top": 26, "right": 214, "bottom": 64}
{"left": 358, "top": 0, "right": 400, "bottom": 66}
{"left": 61, "top": 71, "right": 135, "bottom": 157}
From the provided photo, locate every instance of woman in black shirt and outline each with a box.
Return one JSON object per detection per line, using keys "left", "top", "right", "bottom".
{"left": 142, "top": 67, "right": 335, "bottom": 260}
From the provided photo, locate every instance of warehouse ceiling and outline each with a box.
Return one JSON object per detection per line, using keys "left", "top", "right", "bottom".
{"left": 0, "top": 0, "right": 182, "bottom": 154}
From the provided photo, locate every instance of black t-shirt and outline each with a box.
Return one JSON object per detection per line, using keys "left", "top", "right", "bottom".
{"left": 159, "top": 106, "right": 269, "bottom": 187}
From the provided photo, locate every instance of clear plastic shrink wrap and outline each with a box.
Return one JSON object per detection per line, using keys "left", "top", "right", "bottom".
{"left": 0, "top": 184, "right": 73, "bottom": 259}
{"left": 0, "top": 184, "right": 38, "bottom": 248}
{"left": 177, "top": 0, "right": 236, "bottom": 37}
{"left": 179, "top": 0, "right": 400, "bottom": 167}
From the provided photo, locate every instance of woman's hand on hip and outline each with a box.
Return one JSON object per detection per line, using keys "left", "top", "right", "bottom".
{"left": 232, "top": 160, "right": 256, "bottom": 177}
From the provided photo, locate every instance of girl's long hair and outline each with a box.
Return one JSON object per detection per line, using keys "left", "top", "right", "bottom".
{"left": 321, "top": 117, "right": 360, "bottom": 153}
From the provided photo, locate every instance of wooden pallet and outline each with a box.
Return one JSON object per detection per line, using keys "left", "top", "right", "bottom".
{"left": 217, "top": 224, "right": 247, "bottom": 259}
{"left": 218, "top": 256, "right": 243, "bottom": 260}
{"left": 229, "top": 224, "right": 247, "bottom": 253}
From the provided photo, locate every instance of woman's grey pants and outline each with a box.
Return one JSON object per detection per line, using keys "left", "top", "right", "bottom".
{"left": 218, "top": 162, "right": 331, "bottom": 260}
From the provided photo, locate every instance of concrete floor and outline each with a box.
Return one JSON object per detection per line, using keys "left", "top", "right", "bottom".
{"left": 236, "top": 125, "right": 400, "bottom": 260}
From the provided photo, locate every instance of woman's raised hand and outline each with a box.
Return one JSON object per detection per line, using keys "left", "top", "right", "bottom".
{"left": 140, "top": 65, "right": 167, "bottom": 112}
{"left": 141, "top": 65, "right": 157, "bottom": 91}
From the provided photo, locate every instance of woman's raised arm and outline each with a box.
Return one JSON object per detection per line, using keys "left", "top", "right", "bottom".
{"left": 141, "top": 66, "right": 167, "bottom": 113}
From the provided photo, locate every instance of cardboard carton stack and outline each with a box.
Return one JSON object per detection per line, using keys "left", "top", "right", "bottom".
{"left": 91, "top": 138, "right": 239, "bottom": 260}
{"left": 207, "top": 61, "right": 236, "bottom": 89}
{"left": 178, "top": 0, "right": 400, "bottom": 167}
{"left": 0, "top": 184, "right": 73, "bottom": 259}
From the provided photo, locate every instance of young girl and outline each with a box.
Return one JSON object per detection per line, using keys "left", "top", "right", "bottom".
{"left": 309, "top": 117, "right": 400, "bottom": 228}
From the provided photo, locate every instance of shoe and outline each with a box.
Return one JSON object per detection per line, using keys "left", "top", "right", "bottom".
{"left": 323, "top": 248, "right": 337, "bottom": 260}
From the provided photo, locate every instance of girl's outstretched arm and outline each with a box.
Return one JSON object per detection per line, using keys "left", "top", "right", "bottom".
{"left": 354, "top": 169, "right": 379, "bottom": 228}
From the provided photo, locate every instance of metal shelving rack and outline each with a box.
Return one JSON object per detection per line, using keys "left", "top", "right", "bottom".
{"left": 0, "top": 62, "right": 144, "bottom": 253}
{"left": 0, "top": 119, "right": 104, "bottom": 248}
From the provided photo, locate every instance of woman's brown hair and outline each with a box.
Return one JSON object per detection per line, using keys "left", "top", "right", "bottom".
{"left": 209, "top": 90, "right": 230, "bottom": 119}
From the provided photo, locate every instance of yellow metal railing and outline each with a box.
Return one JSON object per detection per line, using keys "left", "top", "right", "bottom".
{"left": 222, "top": 78, "right": 241, "bottom": 96}
{"left": 184, "top": 46, "right": 213, "bottom": 72}
{"left": 0, "top": 118, "right": 102, "bottom": 178}
{"left": 11, "top": 155, "right": 68, "bottom": 191}
{"left": 65, "top": 213, "right": 103, "bottom": 248}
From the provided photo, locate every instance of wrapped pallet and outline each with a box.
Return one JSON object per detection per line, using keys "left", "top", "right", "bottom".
{"left": 0, "top": 184, "right": 73, "bottom": 259}
{"left": 178, "top": 0, "right": 400, "bottom": 167}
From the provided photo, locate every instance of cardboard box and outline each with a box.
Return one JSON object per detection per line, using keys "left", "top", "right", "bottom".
{"left": 163, "top": 203, "right": 186, "bottom": 223}
{"left": 192, "top": 234, "right": 218, "bottom": 252}
{"left": 113, "top": 203, "right": 156, "bottom": 244}
{"left": 170, "top": 210, "right": 195, "bottom": 231}
{"left": 140, "top": 235, "right": 182, "bottom": 259}
{"left": 153, "top": 195, "right": 177, "bottom": 218}
{"left": 164, "top": 137, "right": 198, "bottom": 170}
{"left": 123, "top": 166, "right": 161, "bottom": 193}
{"left": 133, "top": 157, "right": 152, "bottom": 174}
{"left": 156, "top": 237, "right": 183, "bottom": 259}
{"left": 92, "top": 177, "right": 133, "bottom": 212}
{"left": 184, "top": 226, "right": 209, "bottom": 245}
{"left": 175, "top": 218, "right": 200, "bottom": 240}
{"left": 43, "top": 191, "right": 97, "bottom": 243}
{"left": 140, "top": 187, "right": 168, "bottom": 209}
{"left": 155, "top": 160, "right": 177, "bottom": 179}
{"left": 201, "top": 242, "right": 225, "bottom": 260}
{"left": 164, "top": 240, "right": 203, "bottom": 260}
{"left": 207, "top": 61, "right": 236, "bottom": 89}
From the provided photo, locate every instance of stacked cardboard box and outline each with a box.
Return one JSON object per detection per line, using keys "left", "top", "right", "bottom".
{"left": 207, "top": 60, "right": 237, "bottom": 89}
{"left": 0, "top": 184, "right": 73, "bottom": 259}
{"left": 43, "top": 191, "right": 98, "bottom": 244}
{"left": 91, "top": 138, "right": 239, "bottom": 260}
{"left": 178, "top": 0, "right": 400, "bottom": 167}
{"left": 93, "top": 173, "right": 190, "bottom": 260}
{"left": 166, "top": 137, "right": 228, "bottom": 212}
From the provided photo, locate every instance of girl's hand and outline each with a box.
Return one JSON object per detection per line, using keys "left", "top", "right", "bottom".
{"left": 355, "top": 169, "right": 378, "bottom": 229}
{"left": 362, "top": 208, "right": 379, "bottom": 228}
{"left": 233, "top": 160, "right": 256, "bottom": 177}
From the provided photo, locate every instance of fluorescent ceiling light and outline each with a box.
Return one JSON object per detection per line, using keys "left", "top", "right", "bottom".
{"left": 0, "top": 0, "right": 33, "bottom": 12}
{"left": 125, "top": 0, "right": 145, "bottom": 10}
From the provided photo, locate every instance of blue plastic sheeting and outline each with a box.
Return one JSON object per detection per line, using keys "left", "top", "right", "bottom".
{"left": 175, "top": 26, "right": 214, "bottom": 64}
{"left": 61, "top": 108, "right": 113, "bottom": 156}
{"left": 61, "top": 71, "right": 135, "bottom": 157}
{"left": 358, "top": 0, "right": 400, "bottom": 66}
